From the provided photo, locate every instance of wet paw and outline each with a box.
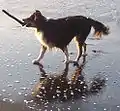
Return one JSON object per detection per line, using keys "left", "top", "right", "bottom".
{"left": 65, "top": 61, "right": 70, "bottom": 64}
{"left": 32, "top": 60, "right": 43, "bottom": 67}
{"left": 33, "top": 62, "right": 43, "bottom": 68}
{"left": 63, "top": 59, "right": 69, "bottom": 64}
{"left": 73, "top": 61, "right": 79, "bottom": 67}
{"left": 82, "top": 53, "right": 87, "bottom": 56}
{"left": 32, "top": 59, "right": 39, "bottom": 64}
{"left": 68, "top": 60, "right": 79, "bottom": 67}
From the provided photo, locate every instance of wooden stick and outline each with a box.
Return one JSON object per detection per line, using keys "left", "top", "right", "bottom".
{"left": 2, "top": 9, "right": 25, "bottom": 26}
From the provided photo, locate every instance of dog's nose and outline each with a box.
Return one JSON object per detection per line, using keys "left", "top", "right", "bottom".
{"left": 22, "top": 19, "right": 25, "bottom": 21}
{"left": 22, "top": 19, "right": 28, "bottom": 24}
{"left": 22, "top": 18, "right": 28, "bottom": 22}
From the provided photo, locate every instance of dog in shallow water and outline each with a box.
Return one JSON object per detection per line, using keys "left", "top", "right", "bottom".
{"left": 23, "top": 10, "right": 109, "bottom": 64}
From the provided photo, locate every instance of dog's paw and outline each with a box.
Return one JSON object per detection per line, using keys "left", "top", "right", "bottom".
{"left": 65, "top": 60, "right": 79, "bottom": 67}
{"left": 73, "top": 61, "right": 79, "bottom": 67}
{"left": 82, "top": 53, "right": 87, "bottom": 56}
{"left": 69, "top": 60, "right": 79, "bottom": 67}
{"left": 32, "top": 60, "right": 43, "bottom": 68}
{"left": 32, "top": 59, "right": 39, "bottom": 64}
{"left": 63, "top": 59, "right": 69, "bottom": 64}
{"left": 64, "top": 60, "right": 70, "bottom": 64}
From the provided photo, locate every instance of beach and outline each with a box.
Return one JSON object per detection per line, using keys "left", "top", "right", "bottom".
{"left": 0, "top": 0, "right": 120, "bottom": 110}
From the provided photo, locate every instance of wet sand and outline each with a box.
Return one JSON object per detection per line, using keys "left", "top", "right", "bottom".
{"left": 1, "top": 0, "right": 120, "bottom": 110}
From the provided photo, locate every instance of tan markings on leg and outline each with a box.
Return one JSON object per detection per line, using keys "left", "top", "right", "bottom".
{"left": 82, "top": 43, "right": 87, "bottom": 56}
{"left": 75, "top": 42, "right": 82, "bottom": 62}
{"left": 32, "top": 45, "right": 47, "bottom": 63}
{"left": 74, "top": 37, "right": 83, "bottom": 62}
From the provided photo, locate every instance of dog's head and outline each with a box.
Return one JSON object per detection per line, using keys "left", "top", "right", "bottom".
{"left": 22, "top": 10, "right": 46, "bottom": 28}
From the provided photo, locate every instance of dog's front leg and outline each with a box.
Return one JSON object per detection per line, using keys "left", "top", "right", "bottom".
{"left": 32, "top": 45, "right": 47, "bottom": 64}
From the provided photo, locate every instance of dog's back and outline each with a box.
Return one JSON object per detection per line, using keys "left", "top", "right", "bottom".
{"left": 38, "top": 16, "right": 91, "bottom": 49}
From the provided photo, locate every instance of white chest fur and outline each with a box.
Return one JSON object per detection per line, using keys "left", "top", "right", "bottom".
{"left": 35, "top": 29, "right": 54, "bottom": 49}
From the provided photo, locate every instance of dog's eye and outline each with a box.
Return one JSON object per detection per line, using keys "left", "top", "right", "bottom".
{"left": 28, "top": 14, "right": 35, "bottom": 21}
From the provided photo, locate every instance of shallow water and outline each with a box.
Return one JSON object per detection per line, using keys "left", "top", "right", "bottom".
{"left": 0, "top": 0, "right": 120, "bottom": 110}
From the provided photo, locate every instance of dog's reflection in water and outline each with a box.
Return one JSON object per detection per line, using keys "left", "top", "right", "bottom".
{"left": 32, "top": 56, "right": 106, "bottom": 102}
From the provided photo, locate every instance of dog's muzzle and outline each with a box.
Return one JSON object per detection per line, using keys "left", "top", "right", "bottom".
{"left": 22, "top": 19, "right": 36, "bottom": 27}
{"left": 22, "top": 19, "right": 31, "bottom": 27}
{"left": 25, "top": 22, "right": 32, "bottom": 27}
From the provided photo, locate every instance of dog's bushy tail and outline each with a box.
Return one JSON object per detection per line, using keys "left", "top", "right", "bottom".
{"left": 88, "top": 18, "right": 109, "bottom": 39}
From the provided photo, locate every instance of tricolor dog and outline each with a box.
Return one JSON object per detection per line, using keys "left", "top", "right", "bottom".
{"left": 23, "top": 10, "right": 109, "bottom": 65}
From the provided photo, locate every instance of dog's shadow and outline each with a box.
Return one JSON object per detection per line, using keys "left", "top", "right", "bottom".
{"left": 32, "top": 56, "right": 106, "bottom": 103}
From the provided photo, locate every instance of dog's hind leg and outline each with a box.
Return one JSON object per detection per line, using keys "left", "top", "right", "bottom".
{"left": 74, "top": 37, "right": 84, "bottom": 62}
{"left": 62, "top": 47, "right": 70, "bottom": 64}
{"left": 75, "top": 42, "right": 83, "bottom": 62}
{"left": 32, "top": 45, "right": 47, "bottom": 65}
{"left": 82, "top": 43, "right": 87, "bottom": 56}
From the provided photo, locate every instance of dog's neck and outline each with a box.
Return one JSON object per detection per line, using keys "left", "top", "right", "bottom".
{"left": 35, "top": 16, "right": 47, "bottom": 31}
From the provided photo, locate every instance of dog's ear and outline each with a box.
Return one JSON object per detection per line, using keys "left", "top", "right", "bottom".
{"left": 34, "top": 10, "right": 42, "bottom": 21}
{"left": 35, "top": 10, "right": 40, "bottom": 13}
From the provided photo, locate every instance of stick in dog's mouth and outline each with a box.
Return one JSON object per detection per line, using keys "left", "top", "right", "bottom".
{"left": 2, "top": 9, "right": 26, "bottom": 26}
